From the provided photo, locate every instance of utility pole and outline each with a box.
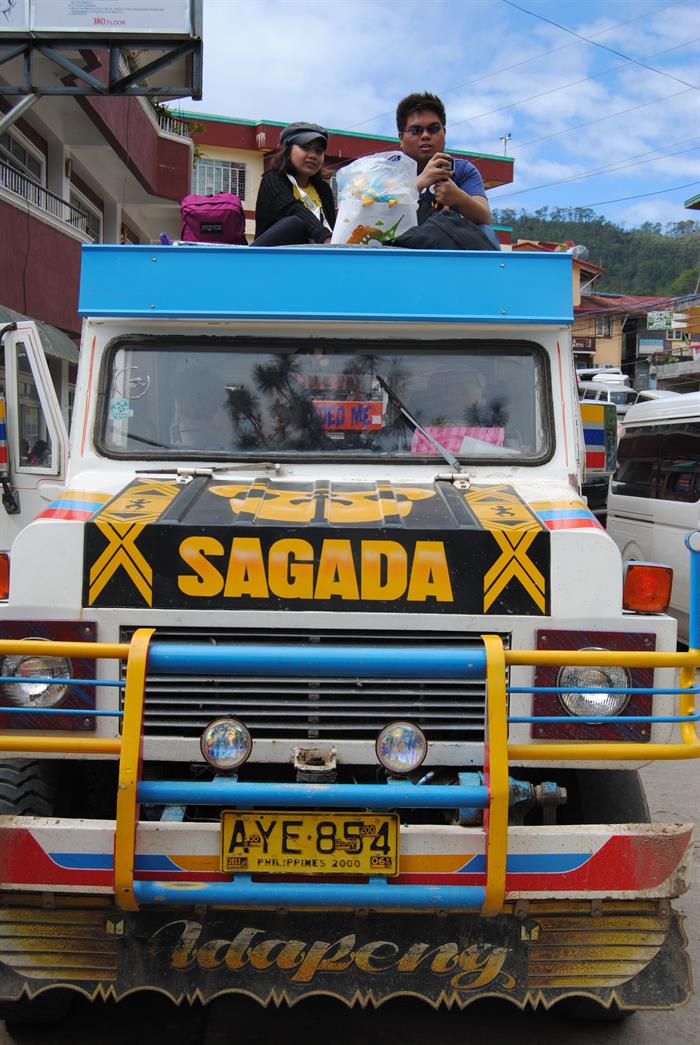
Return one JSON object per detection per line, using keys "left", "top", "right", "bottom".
{"left": 500, "top": 133, "right": 512, "bottom": 156}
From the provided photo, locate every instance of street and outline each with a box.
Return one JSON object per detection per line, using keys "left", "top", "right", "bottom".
{"left": 1, "top": 758, "right": 697, "bottom": 1045}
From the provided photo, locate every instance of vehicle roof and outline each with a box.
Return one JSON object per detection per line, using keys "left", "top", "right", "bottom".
{"left": 621, "top": 391, "right": 700, "bottom": 425}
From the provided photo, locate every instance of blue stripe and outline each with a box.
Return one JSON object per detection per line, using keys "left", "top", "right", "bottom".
{"left": 46, "top": 498, "right": 106, "bottom": 512}
{"left": 0, "top": 422, "right": 6, "bottom": 440}
{"left": 461, "top": 853, "right": 588, "bottom": 873}
{"left": 536, "top": 508, "right": 593, "bottom": 521}
{"left": 49, "top": 853, "right": 178, "bottom": 871}
{"left": 584, "top": 429, "right": 606, "bottom": 446}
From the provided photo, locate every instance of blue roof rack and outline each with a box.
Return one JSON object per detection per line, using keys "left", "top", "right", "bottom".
{"left": 78, "top": 244, "right": 573, "bottom": 325}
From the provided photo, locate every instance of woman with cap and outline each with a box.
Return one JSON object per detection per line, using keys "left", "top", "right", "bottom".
{"left": 254, "top": 122, "right": 336, "bottom": 246}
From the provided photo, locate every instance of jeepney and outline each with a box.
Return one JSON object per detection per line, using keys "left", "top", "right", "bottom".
{"left": 0, "top": 243, "right": 697, "bottom": 1022}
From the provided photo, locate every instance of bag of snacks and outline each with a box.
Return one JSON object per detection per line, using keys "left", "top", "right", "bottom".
{"left": 331, "top": 152, "right": 418, "bottom": 246}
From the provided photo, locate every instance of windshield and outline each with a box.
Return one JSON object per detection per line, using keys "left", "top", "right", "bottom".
{"left": 610, "top": 390, "right": 636, "bottom": 405}
{"left": 100, "top": 339, "right": 550, "bottom": 461}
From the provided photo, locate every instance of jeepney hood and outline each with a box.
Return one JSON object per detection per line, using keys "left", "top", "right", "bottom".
{"left": 10, "top": 474, "right": 622, "bottom": 617}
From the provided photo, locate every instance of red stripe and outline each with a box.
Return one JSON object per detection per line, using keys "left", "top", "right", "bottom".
{"left": 585, "top": 451, "right": 606, "bottom": 468}
{"left": 544, "top": 517, "right": 603, "bottom": 531}
{"left": 37, "top": 508, "right": 95, "bottom": 521}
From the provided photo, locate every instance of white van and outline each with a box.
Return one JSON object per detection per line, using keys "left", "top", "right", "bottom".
{"left": 578, "top": 380, "right": 637, "bottom": 417}
{"left": 607, "top": 392, "right": 700, "bottom": 644}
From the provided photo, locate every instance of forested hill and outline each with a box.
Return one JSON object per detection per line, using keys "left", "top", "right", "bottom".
{"left": 491, "top": 207, "right": 700, "bottom": 296}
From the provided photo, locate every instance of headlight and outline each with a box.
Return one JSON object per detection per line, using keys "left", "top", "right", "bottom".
{"left": 0, "top": 646, "right": 71, "bottom": 708}
{"left": 200, "top": 718, "right": 252, "bottom": 771}
{"left": 557, "top": 653, "right": 631, "bottom": 718}
{"left": 376, "top": 721, "right": 428, "bottom": 775}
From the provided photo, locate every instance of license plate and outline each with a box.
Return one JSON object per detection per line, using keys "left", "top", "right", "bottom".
{"left": 220, "top": 810, "right": 399, "bottom": 876}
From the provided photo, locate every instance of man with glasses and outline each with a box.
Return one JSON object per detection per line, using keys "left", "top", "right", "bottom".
{"left": 396, "top": 92, "right": 492, "bottom": 228}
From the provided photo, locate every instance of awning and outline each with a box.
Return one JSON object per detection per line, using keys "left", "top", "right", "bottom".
{"left": 0, "top": 305, "right": 79, "bottom": 364}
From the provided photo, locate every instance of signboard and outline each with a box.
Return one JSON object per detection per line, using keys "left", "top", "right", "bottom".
{"left": 639, "top": 337, "right": 665, "bottom": 355}
{"left": 647, "top": 311, "right": 674, "bottom": 330}
{"left": 3, "top": 0, "right": 193, "bottom": 33}
{"left": 572, "top": 336, "right": 596, "bottom": 350}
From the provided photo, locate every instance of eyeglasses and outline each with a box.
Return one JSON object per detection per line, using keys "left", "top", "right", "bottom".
{"left": 404, "top": 122, "right": 443, "bottom": 137}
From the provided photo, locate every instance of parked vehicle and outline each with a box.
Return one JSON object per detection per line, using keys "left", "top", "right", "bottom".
{"left": 607, "top": 392, "right": 700, "bottom": 645}
{"left": 633, "top": 388, "right": 682, "bottom": 405}
{"left": 0, "top": 245, "right": 697, "bottom": 1023}
{"left": 578, "top": 380, "right": 637, "bottom": 418}
{"left": 577, "top": 365, "right": 630, "bottom": 387}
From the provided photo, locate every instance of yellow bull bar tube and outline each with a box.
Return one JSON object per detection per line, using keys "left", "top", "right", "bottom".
{"left": 506, "top": 647, "right": 700, "bottom": 762}
{"left": 0, "top": 633, "right": 698, "bottom": 914}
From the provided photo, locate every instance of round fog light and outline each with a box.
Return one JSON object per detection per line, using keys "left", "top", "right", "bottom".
{"left": 558, "top": 657, "right": 631, "bottom": 718}
{"left": 200, "top": 718, "right": 252, "bottom": 771}
{"left": 376, "top": 721, "right": 428, "bottom": 775}
{"left": 0, "top": 647, "right": 71, "bottom": 708}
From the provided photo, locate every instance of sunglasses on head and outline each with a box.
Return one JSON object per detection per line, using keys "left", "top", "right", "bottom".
{"left": 404, "top": 122, "right": 443, "bottom": 137}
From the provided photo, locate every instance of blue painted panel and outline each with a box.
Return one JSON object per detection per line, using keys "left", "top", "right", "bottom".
{"left": 78, "top": 245, "right": 573, "bottom": 324}
{"left": 147, "top": 642, "right": 487, "bottom": 679}
{"left": 137, "top": 780, "right": 490, "bottom": 809}
{"left": 134, "top": 879, "right": 486, "bottom": 910}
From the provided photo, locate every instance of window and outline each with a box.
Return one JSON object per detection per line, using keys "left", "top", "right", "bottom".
{"left": 99, "top": 339, "right": 552, "bottom": 463}
{"left": 595, "top": 316, "right": 615, "bottom": 337}
{"left": 192, "top": 158, "right": 246, "bottom": 200}
{"left": 613, "top": 422, "right": 700, "bottom": 501}
{"left": 0, "top": 130, "right": 43, "bottom": 183}
{"left": 69, "top": 190, "right": 102, "bottom": 242}
{"left": 14, "top": 343, "right": 54, "bottom": 469}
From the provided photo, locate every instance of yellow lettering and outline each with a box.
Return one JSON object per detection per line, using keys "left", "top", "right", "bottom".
{"left": 178, "top": 537, "right": 224, "bottom": 597}
{"left": 268, "top": 539, "right": 314, "bottom": 599}
{"left": 314, "top": 540, "right": 359, "bottom": 600}
{"left": 407, "top": 541, "right": 453, "bottom": 602}
{"left": 360, "top": 540, "right": 407, "bottom": 600}
{"left": 224, "top": 537, "right": 269, "bottom": 598}
{"left": 396, "top": 941, "right": 460, "bottom": 974}
{"left": 223, "top": 928, "right": 265, "bottom": 971}
{"left": 291, "top": 934, "right": 356, "bottom": 984}
{"left": 449, "top": 946, "right": 516, "bottom": 991}
{"left": 354, "top": 940, "right": 401, "bottom": 973}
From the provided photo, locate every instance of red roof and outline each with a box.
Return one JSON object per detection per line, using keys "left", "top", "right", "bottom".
{"left": 576, "top": 293, "right": 675, "bottom": 316}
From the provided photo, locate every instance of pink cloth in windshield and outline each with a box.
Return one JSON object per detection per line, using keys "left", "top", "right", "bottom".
{"left": 411, "top": 426, "right": 505, "bottom": 454}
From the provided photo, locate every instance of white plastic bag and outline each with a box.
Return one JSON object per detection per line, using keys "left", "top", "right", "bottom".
{"left": 331, "top": 152, "right": 418, "bottom": 246}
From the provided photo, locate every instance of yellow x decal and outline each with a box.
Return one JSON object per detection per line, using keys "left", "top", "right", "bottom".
{"left": 483, "top": 529, "right": 546, "bottom": 613}
{"left": 88, "top": 522, "right": 152, "bottom": 606}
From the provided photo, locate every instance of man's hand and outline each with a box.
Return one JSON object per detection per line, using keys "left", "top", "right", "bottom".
{"left": 416, "top": 153, "right": 453, "bottom": 192}
{"left": 432, "top": 179, "right": 463, "bottom": 207}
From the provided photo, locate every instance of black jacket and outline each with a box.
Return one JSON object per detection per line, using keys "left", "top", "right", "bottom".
{"left": 255, "top": 169, "right": 336, "bottom": 243}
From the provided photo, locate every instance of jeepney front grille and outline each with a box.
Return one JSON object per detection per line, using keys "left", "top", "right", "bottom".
{"left": 120, "top": 628, "right": 503, "bottom": 743}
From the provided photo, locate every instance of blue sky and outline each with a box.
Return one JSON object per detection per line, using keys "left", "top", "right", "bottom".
{"left": 179, "top": 0, "right": 700, "bottom": 228}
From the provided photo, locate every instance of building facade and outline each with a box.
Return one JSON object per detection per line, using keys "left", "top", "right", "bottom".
{"left": 1, "top": 51, "right": 193, "bottom": 338}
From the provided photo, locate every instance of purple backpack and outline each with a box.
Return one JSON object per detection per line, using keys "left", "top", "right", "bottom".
{"left": 180, "top": 193, "right": 247, "bottom": 245}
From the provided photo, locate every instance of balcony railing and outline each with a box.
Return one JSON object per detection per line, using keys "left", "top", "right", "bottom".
{"left": 0, "top": 159, "right": 94, "bottom": 240}
{"left": 157, "top": 113, "right": 191, "bottom": 138}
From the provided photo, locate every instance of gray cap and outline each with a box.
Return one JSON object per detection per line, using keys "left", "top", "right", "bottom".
{"left": 280, "top": 122, "right": 329, "bottom": 148}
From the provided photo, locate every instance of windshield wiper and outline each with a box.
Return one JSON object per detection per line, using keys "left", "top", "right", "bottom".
{"left": 375, "top": 373, "right": 465, "bottom": 473}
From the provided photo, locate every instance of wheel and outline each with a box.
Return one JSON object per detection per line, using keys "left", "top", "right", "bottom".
{"left": 575, "top": 768, "right": 650, "bottom": 824}
{"left": 555, "top": 997, "right": 635, "bottom": 1022}
{"left": 0, "top": 759, "right": 56, "bottom": 816}
{"left": 0, "top": 990, "right": 74, "bottom": 1024}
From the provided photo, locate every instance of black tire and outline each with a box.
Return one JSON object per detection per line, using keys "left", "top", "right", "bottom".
{"left": 0, "top": 759, "right": 56, "bottom": 816}
{"left": 0, "top": 990, "right": 74, "bottom": 1024}
{"left": 575, "top": 768, "right": 650, "bottom": 824}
